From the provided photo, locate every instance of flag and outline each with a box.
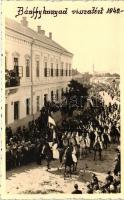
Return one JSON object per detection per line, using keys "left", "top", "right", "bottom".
{"left": 90, "top": 99, "right": 93, "bottom": 106}
{"left": 48, "top": 116, "right": 56, "bottom": 126}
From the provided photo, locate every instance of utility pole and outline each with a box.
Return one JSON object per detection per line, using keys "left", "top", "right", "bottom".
{"left": 92, "top": 64, "right": 95, "bottom": 74}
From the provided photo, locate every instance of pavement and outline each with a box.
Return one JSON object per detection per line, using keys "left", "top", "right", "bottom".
{"left": 6, "top": 144, "right": 117, "bottom": 194}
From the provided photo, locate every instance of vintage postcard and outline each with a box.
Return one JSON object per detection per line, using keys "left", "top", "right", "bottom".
{"left": 1, "top": 0, "right": 124, "bottom": 199}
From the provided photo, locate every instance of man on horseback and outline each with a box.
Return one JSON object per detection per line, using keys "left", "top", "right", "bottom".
{"left": 93, "top": 136, "right": 103, "bottom": 160}
{"left": 63, "top": 145, "right": 73, "bottom": 178}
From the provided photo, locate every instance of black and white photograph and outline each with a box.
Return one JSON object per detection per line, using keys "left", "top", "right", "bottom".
{"left": 2, "top": 0, "right": 124, "bottom": 197}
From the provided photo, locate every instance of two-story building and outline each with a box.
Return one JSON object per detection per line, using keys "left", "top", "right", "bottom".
{"left": 5, "top": 17, "right": 73, "bottom": 129}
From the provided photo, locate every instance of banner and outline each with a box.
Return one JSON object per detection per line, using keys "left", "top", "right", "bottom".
{"left": 48, "top": 116, "right": 56, "bottom": 126}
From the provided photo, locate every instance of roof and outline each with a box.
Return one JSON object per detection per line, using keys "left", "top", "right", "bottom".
{"left": 5, "top": 17, "right": 73, "bottom": 57}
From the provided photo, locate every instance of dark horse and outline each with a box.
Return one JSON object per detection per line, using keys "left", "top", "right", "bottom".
{"left": 63, "top": 146, "right": 77, "bottom": 178}
{"left": 93, "top": 140, "right": 102, "bottom": 161}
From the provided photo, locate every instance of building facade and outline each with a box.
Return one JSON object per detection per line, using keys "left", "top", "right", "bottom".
{"left": 5, "top": 17, "right": 73, "bottom": 129}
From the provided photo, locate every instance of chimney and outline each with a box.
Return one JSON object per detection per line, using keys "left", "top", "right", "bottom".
{"left": 49, "top": 32, "right": 52, "bottom": 39}
{"left": 21, "top": 17, "right": 28, "bottom": 27}
{"left": 37, "top": 26, "right": 41, "bottom": 33}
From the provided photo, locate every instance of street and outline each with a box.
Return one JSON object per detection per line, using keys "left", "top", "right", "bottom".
{"left": 6, "top": 144, "right": 117, "bottom": 194}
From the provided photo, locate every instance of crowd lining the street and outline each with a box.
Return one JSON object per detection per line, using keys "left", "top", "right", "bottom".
{"left": 6, "top": 80, "right": 120, "bottom": 193}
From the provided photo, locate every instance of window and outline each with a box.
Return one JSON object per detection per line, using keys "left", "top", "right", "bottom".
{"left": 56, "top": 64, "right": 59, "bottom": 76}
{"left": 69, "top": 64, "right": 71, "bottom": 76}
{"left": 14, "top": 101, "right": 19, "bottom": 120}
{"left": 66, "top": 63, "right": 68, "bottom": 76}
{"left": 51, "top": 91, "right": 54, "bottom": 102}
{"left": 14, "top": 57, "right": 18, "bottom": 66}
{"left": 61, "top": 62, "right": 63, "bottom": 76}
{"left": 56, "top": 89, "right": 59, "bottom": 101}
{"left": 36, "top": 96, "right": 40, "bottom": 112}
{"left": 44, "top": 94, "right": 48, "bottom": 105}
{"left": 51, "top": 63, "right": 53, "bottom": 77}
{"left": 14, "top": 57, "right": 19, "bottom": 76}
{"left": 36, "top": 60, "right": 40, "bottom": 77}
{"left": 26, "top": 59, "right": 30, "bottom": 77}
{"left": 26, "top": 98, "right": 30, "bottom": 115}
{"left": 44, "top": 62, "right": 47, "bottom": 77}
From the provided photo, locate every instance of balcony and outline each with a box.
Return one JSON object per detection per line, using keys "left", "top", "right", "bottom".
{"left": 5, "top": 69, "right": 21, "bottom": 96}
{"left": 5, "top": 69, "right": 20, "bottom": 88}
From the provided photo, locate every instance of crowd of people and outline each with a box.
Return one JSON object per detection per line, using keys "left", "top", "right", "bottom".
{"left": 5, "top": 69, "right": 20, "bottom": 87}
{"left": 6, "top": 79, "right": 120, "bottom": 193}
{"left": 86, "top": 169, "right": 120, "bottom": 193}
{"left": 72, "top": 169, "right": 120, "bottom": 194}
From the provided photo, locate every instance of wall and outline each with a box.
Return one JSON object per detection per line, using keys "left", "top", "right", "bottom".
{"left": 5, "top": 23, "right": 72, "bottom": 129}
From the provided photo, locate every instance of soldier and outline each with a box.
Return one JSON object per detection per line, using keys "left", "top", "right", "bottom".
{"left": 43, "top": 142, "right": 53, "bottom": 170}
{"left": 6, "top": 144, "right": 12, "bottom": 170}
{"left": 102, "top": 130, "right": 109, "bottom": 149}
{"left": 17, "top": 144, "right": 23, "bottom": 167}
{"left": 11, "top": 143, "right": 18, "bottom": 168}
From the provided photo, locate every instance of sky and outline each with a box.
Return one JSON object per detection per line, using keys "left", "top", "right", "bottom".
{"left": 4, "top": 1, "right": 124, "bottom": 74}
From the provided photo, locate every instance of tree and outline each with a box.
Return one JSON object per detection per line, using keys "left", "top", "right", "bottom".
{"left": 62, "top": 79, "right": 90, "bottom": 116}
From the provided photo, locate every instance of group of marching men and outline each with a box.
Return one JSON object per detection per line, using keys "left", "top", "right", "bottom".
{"left": 6, "top": 79, "right": 120, "bottom": 193}
{"left": 6, "top": 78, "right": 120, "bottom": 174}
{"left": 6, "top": 96, "right": 120, "bottom": 176}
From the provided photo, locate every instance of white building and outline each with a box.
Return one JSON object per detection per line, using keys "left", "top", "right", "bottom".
{"left": 5, "top": 17, "right": 73, "bottom": 129}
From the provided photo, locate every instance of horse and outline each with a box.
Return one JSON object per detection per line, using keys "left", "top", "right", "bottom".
{"left": 58, "top": 139, "right": 78, "bottom": 177}
{"left": 93, "top": 139, "right": 103, "bottom": 160}
{"left": 63, "top": 147, "right": 73, "bottom": 178}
